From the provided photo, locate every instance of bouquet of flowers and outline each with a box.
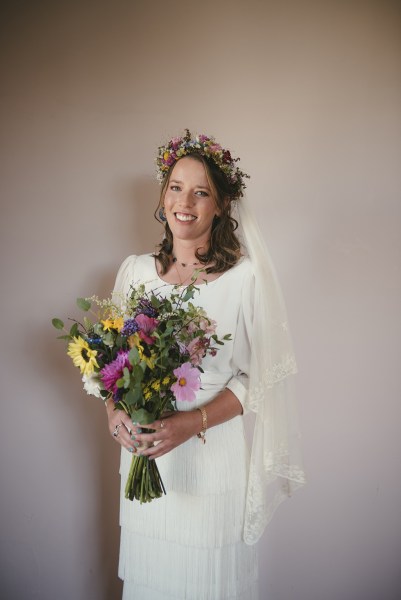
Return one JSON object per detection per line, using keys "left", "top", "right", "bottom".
{"left": 52, "top": 279, "right": 230, "bottom": 503}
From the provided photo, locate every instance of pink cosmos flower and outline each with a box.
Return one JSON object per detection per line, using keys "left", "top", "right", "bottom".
{"left": 100, "top": 350, "right": 131, "bottom": 395}
{"left": 171, "top": 362, "right": 200, "bottom": 402}
{"left": 135, "top": 314, "right": 158, "bottom": 345}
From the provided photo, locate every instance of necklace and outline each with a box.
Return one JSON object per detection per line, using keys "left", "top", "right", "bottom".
{"left": 172, "top": 256, "right": 200, "bottom": 268}
{"left": 172, "top": 260, "right": 196, "bottom": 286}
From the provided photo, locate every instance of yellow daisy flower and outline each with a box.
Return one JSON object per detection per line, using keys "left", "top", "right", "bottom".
{"left": 151, "top": 380, "right": 161, "bottom": 391}
{"left": 67, "top": 336, "right": 99, "bottom": 376}
{"left": 101, "top": 317, "right": 124, "bottom": 332}
{"left": 162, "top": 376, "right": 170, "bottom": 385}
{"left": 128, "top": 333, "right": 156, "bottom": 369}
{"left": 128, "top": 332, "right": 141, "bottom": 349}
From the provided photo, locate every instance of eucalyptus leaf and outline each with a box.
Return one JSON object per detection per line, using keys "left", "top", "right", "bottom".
{"left": 70, "top": 323, "right": 79, "bottom": 337}
{"left": 122, "top": 366, "right": 131, "bottom": 387}
{"left": 77, "top": 297, "right": 91, "bottom": 311}
{"left": 52, "top": 318, "right": 64, "bottom": 330}
{"left": 129, "top": 347, "right": 140, "bottom": 365}
{"left": 83, "top": 317, "right": 93, "bottom": 331}
{"left": 132, "top": 364, "right": 144, "bottom": 382}
{"left": 131, "top": 408, "right": 155, "bottom": 425}
{"left": 182, "top": 289, "right": 195, "bottom": 302}
{"left": 124, "top": 390, "right": 136, "bottom": 405}
{"left": 102, "top": 331, "right": 115, "bottom": 347}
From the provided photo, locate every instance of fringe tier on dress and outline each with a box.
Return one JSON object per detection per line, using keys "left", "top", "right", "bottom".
{"left": 114, "top": 255, "right": 259, "bottom": 599}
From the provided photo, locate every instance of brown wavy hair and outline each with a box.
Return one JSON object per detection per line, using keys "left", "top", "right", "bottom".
{"left": 153, "top": 154, "right": 242, "bottom": 275}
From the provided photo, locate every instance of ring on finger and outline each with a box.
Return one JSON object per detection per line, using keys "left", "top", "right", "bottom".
{"left": 113, "top": 424, "right": 123, "bottom": 438}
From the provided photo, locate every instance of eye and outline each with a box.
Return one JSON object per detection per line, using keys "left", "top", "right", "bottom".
{"left": 195, "top": 190, "right": 209, "bottom": 197}
{"left": 170, "top": 185, "right": 181, "bottom": 192}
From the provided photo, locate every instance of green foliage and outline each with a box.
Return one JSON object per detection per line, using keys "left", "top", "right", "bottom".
{"left": 69, "top": 323, "right": 79, "bottom": 337}
{"left": 131, "top": 407, "right": 154, "bottom": 424}
{"left": 76, "top": 297, "right": 91, "bottom": 311}
{"left": 52, "top": 276, "right": 232, "bottom": 505}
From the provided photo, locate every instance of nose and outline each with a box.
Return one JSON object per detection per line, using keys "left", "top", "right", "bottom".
{"left": 179, "top": 189, "right": 195, "bottom": 208}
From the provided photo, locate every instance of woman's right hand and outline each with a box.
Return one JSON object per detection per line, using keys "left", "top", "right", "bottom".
{"left": 105, "top": 397, "right": 139, "bottom": 454}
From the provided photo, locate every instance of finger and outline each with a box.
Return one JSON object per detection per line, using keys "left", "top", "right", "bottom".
{"left": 139, "top": 422, "right": 159, "bottom": 431}
{"left": 141, "top": 441, "right": 170, "bottom": 460}
{"left": 110, "top": 421, "right": 138, "bottom": 453}
{"left": 140, "top": 418, "right": 168, "bottom": 431}
{"left": 135, "top": 430, "right": 167, "bottom": 445}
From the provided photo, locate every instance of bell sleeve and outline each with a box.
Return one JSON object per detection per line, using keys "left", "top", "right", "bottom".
{"left": 112, "top": 255, "right": 138, "bottom": 305}
{"left": 225, "top": 264, "right": 255, "bottom": 412}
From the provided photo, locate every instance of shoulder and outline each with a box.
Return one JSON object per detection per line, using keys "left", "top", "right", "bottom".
{"left": 114, "top": 253, "right": 156, "bottom": 294}
{"left": 226, "top": 256, "right": 254, "bottom": 283}
{"left": 116, "top": 253, "right": 155, "bottom": 275}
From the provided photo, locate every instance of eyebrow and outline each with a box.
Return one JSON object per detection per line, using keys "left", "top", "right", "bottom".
{"left": 170, "top": 179, "right": 210, "bottom": 190}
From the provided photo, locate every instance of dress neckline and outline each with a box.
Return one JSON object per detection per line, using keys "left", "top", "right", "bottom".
{"left": 151, "top": 255, "right": 245, "bottom": 288}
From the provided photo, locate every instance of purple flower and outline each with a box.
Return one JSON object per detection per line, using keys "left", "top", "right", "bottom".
{"left": 136, "top": 298, "right": 158, "bottom": 318}
{"left": 121, "top": 318, "right": 139, "bottom": 337}
{"left": 100, "top": 351, "right": 131, "bottom": 395}
{"left": 135, "top": 314, "right": 158, "bottom": 345}
{"left": 171, "top": 362, "right": 200, "bottom": 403}
{"left": 222, "top": 150, "right": 232, "bottom": 163}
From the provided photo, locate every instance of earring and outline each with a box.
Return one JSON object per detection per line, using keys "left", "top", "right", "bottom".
{"left": 159, "top": 206, "right": 167, "bottom": 222}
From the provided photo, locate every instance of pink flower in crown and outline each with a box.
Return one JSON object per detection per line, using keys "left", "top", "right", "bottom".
{"left": 198, "top": 134, "right": 210, "bottom": 143}
{"left": 171, "top": 362, "right": 201, "bottom": 402}
{"left": 208, "top": 143, "right": 222, "bottom": 153}
{"left": 165, "top": 153, "right": 176, "bottom": 166}
{"left": 170, "top": 137, "right": 182, "bottom": 150}
{"left": 222, "top": 150, "right": 232, "bottom": 163}
{"left": 135, "top": 314, "right": 158, "bottom": 345}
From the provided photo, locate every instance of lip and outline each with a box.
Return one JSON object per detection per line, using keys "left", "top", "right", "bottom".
{"left": 174, "top": 212, "right": 197, "bottom": 222}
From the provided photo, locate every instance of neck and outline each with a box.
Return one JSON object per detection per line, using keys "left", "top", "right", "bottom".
{"left": 172, "top": 240, "right": 208, "bottom": 265}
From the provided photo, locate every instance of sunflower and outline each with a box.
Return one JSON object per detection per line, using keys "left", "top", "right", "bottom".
{"left": 67, "top": 336, "right": 99, "bottom": 376}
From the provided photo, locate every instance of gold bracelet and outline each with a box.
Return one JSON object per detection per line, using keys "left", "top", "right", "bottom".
{"left": 197, "top": 406, "right": 207, "bottom": 444}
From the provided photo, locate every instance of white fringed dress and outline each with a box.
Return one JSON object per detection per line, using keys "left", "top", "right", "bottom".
{"left": 113, "top": 254, "right": 259, "bottom": 600}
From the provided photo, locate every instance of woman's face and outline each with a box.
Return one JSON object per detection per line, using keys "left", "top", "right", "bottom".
{"left": 163, "top": 157, "right": 220, "bottom": 247}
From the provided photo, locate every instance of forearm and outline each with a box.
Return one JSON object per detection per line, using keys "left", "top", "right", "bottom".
{"left": 137, "top": 387, "right": 243, "bottom": 459}
{"left": 196, "top": 387, "right": 243, "bottom": 433}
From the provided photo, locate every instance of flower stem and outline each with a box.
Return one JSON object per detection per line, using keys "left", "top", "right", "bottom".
{"left": 124, "top": 454, "right": 166, "bottom": 503}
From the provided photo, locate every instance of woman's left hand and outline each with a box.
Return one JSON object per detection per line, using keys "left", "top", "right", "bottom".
{"left": 135, "top": 411, "right": 201, "bottom": 460}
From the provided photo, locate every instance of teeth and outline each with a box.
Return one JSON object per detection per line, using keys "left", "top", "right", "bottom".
{"left": 176, "top": 213, "right": 196, "bottom": 222}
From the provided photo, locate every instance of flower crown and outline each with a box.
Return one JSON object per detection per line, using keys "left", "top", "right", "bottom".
{"left": 155, "top": 129, "right": 249, "bottom": 199}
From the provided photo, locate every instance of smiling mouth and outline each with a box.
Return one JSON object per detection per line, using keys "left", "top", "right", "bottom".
{"left": 175, "top": 212, "right": 197, "bottom": 222}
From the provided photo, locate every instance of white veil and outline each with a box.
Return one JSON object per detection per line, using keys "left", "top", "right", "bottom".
{"left": 236, "top": 197, "right": 306, "bottom": 545}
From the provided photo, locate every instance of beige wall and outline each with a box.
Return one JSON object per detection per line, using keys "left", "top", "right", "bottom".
{"left": 1, "top": 1, "right": 400, "bottom": 598}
